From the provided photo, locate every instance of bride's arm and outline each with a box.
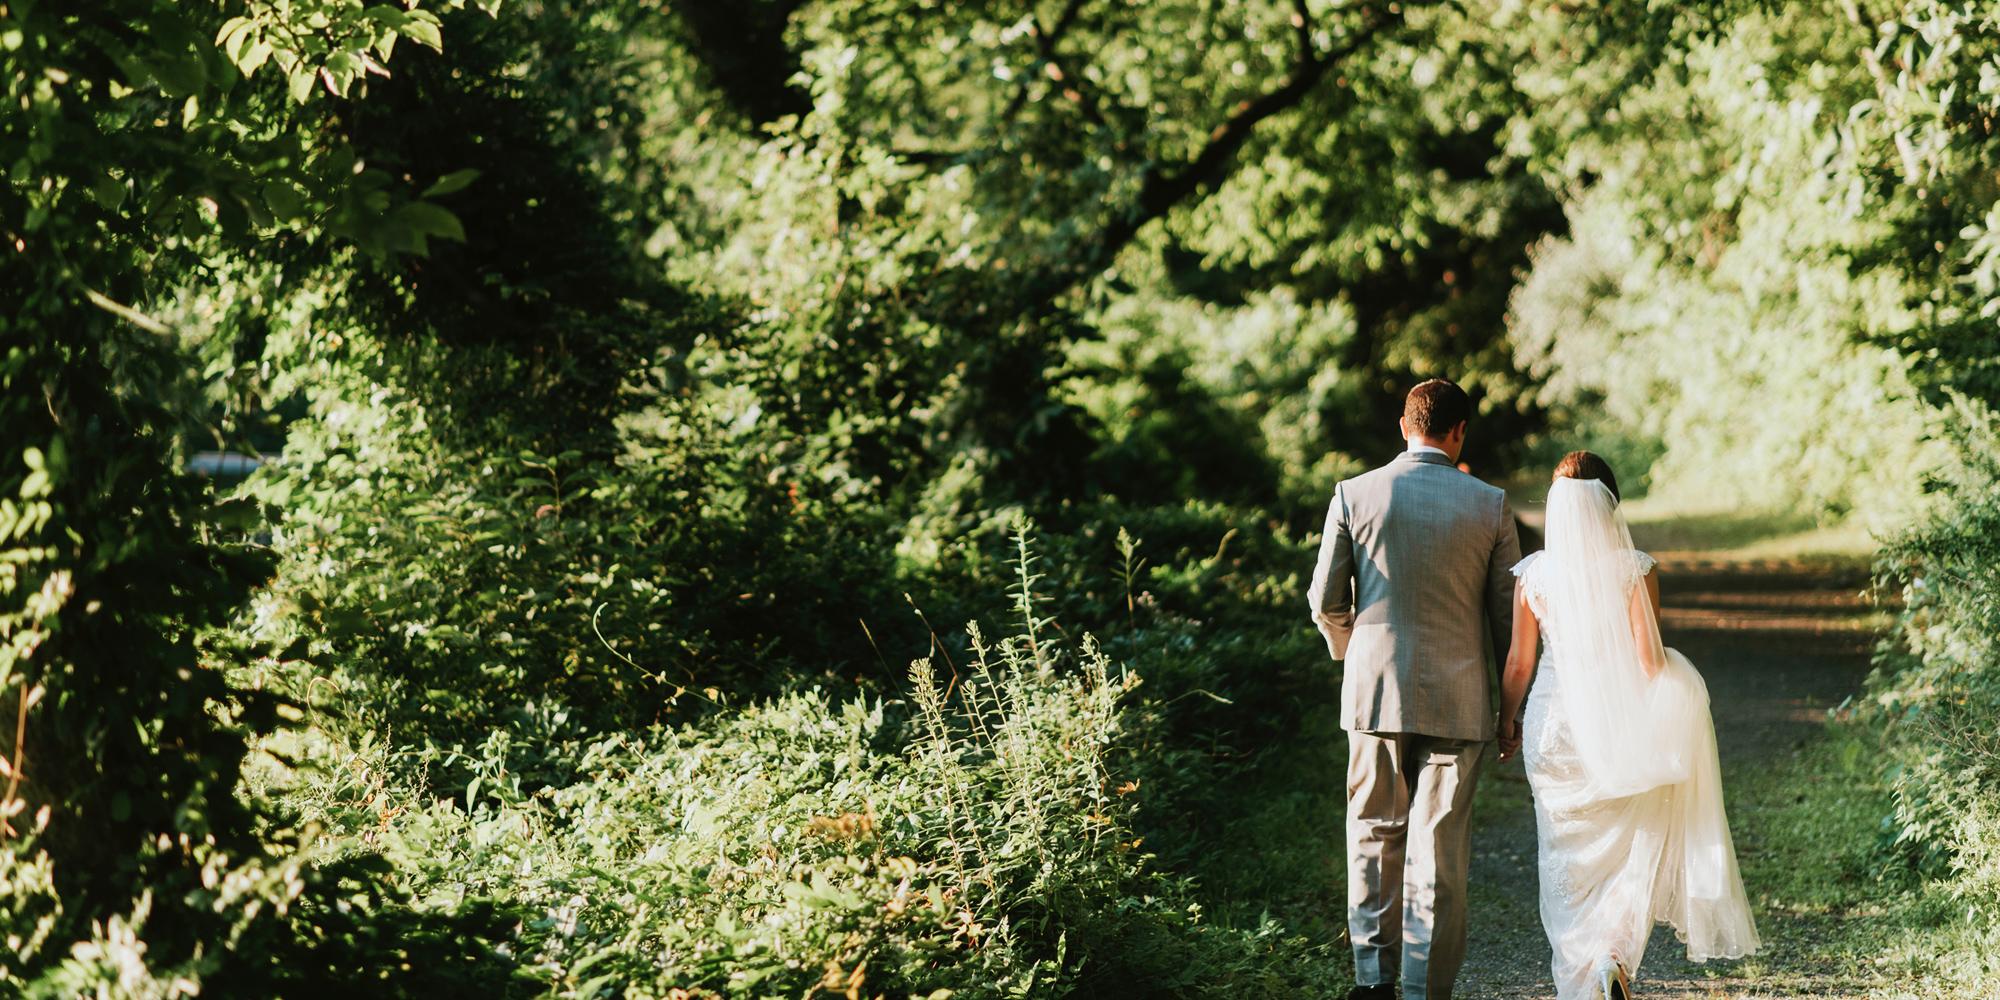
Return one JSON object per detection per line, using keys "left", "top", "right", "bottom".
{"left": 1628, "top": 567, "right": 1666, "bottom": 679}
{"left": 1497, "top": 583, "right": 1538, "bottom": 761}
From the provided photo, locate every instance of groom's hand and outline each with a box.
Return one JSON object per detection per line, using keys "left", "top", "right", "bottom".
{"left": 1496, "top": 716, "right": 1522, "bottom": 762}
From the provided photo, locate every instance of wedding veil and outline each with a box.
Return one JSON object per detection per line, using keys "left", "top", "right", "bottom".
{"left": 1538, "top": 476, "right": 1760, "bottom": 960}
{"left": 1540, "top": 476, "right": 1703, "bottom": 802}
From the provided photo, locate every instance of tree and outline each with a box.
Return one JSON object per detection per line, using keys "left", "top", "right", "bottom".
{"left": 0, "top": 0, "right": 517, "bottom": 989}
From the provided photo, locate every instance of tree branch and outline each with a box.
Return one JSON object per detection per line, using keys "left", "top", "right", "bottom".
{"left": 1066, "top": 2, "right": 1397, "bottom": 300}
{"left": 913, "top": 2, "right": 1401, "bottom": 333}
{"left": 1000, "top": 0, "right": 1106, "bottom": 127}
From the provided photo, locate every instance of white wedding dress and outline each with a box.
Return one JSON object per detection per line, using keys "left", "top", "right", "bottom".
{"left": 1511, "top": 480, "right": 1759, "bottom": 1000}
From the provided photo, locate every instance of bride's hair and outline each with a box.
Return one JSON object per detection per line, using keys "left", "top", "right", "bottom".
{"left": 1552, "top": 450, "right": 1620, "bottom": 503}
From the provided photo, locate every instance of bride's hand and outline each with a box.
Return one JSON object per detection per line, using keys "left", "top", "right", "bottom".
{"left": 1496, "top": 716, "right": 1522, "bottom": 761}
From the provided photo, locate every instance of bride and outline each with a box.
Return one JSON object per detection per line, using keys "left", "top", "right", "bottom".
{"left": 1496, "top": 452, "right": 1760, "bottom": 999}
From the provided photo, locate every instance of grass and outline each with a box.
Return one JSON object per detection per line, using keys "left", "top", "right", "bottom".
{"left": 1456, "top": 714, "right": 1977, "bottom": 999}
{"left": 1718, "top": 730, "right": 1911, "bottom": 997}
{"left": 1705, "top": 719, "right": 2000, "bottom": 999}
{"left": 1621, "top": 504, "right": 1878, "bottom": 562}
{"left": 1171, "top": 698, "right": 1349, "bottom": 963}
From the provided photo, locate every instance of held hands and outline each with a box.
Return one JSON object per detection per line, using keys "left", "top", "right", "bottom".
{"left": 1496, "top": 715, "right": 1522, "bottom": 762}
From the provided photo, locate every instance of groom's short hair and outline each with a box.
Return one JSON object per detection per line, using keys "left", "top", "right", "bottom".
{"left": 1404, "top": 378, "right": 1472, "bottom": 437}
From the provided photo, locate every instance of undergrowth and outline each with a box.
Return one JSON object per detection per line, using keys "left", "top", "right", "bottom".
{"left": 247, "top": 516, "right": 1343, "bottom": 998}
{"left": 1851, "top": 440, "right": 2000, "bottom": 996}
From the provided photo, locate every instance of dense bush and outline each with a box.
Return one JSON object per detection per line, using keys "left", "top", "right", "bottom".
{"left": 1855, "top": 427, "right": 2000, "bottom": 989}
{"left": 218, "top": 4, "right": 937, "bottom": 758}
{"left": 250, "top": 523, "right": 1334, "bottom": 998}
{"left": 0, "top": 2, "right": 539, "bottom": 994}
{"left": 1825, "top": 2, "right": 2000, "bottom": 988}
{"left": 1071, "top": 289, "right": 1364, "bottom": 516}
{"left": 241, "top": 333, "right": 912, "bottom": 749}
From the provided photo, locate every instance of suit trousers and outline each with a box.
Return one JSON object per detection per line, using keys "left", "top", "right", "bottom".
{"left": 1346, "top": 730, "right": 1485, "bottom": 999}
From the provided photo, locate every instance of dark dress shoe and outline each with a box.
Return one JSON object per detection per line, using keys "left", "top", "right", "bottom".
{"left": 1344, "top": 986, "right": 1396, "bottom": 1000}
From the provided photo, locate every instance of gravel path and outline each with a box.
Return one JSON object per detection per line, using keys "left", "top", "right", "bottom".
{"left": 1454, "top": 556, "right": 1881, "bottom": 1000}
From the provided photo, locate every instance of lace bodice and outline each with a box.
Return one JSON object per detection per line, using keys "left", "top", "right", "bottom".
{"left": 1509, "top": 549, "right": 1657, "bottom": 670}
{"left": 1510, "top": 548, "right": 1656, "bottom": 615}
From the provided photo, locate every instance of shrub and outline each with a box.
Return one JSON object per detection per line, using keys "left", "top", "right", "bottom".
{"left": 239, "top": 333, "right": 915, "bottom": 756}
{"left": 1856, "top": 414, "right": 2000, "bottom": 991}
{"left": 246, "top": 520, "right": 1340, "bottom": 998}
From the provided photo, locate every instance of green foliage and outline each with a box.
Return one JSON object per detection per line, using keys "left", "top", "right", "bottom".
{"left": 242, "top": 335, "right": 910, "bottom": 746}
{"left": 1506, "top": 5, "right": 1948, "bottom": 524}
{"left": 1845, "top": 471, "right": 2000, "bottom": 993}
{"left": 15, "top": 0, "right": 2000, "bottom": 993}
{"left": 1863, "top": 427, "right": 2000, "bottom": 882}
{"left": 629, "top": 0, "right": 1568, "bottom": 515}
{"left": 0, "top": 328, "right": 277, "bottom": 990}
{"left": 258, "top": 525, "right": 1328, "bottom": 998}
{"left": 1845, "top": 0, "right": 2000, "bottom": 411}
{"left": 220, "top": 4, "right": 934, "bottom": 754}
{"left": 0, "top": 1, "right": 545, "bottom": 993}
{"left": 1071, "top": 287, "right": 1363, "bottom": 515}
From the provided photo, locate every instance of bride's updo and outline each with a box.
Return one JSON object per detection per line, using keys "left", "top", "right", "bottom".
{"left": 1552, "top": 450, "right": 1620, "bottom": 504}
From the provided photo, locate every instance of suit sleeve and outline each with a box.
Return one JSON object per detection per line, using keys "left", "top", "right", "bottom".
{"left": 1307, "top": 484, "right": 1356, "bottom": 660}
{"left": 1486, "top": 493, "right": 1523, "bottom": 667}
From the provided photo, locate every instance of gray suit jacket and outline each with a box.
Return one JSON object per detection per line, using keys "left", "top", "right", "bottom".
{"left": 1307, "top": 451, "right": 1521, "bottom": 741}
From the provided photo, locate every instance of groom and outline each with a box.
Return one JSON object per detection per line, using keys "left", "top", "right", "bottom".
{"left": 1308, "top": 378, "right": 1521, "bottom": 1000}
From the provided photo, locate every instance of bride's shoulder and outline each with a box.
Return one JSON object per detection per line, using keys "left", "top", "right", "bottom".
{"left": 1626, "top": 549, "right": 1658, "bottom": 589}
{"left": 1509, "top": 550, "right": 1544, "bottom": 579}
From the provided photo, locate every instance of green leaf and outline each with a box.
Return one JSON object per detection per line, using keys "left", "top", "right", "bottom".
{"left": 361, "top": 7, "right": 411, "bottom": 30}
{"left": 380, "top": 220, "right": 428, "bottom": 257}
{"left": 395, "top": 202, "right": 466, "bottom": 242}
{"left": 214, "top": 17, "right": 254, "bottom": 58}
{"left": 575, "top": 974, "right": 622, "bottom": 998}
{"left": 154, "top": 51, "right": 207, "bottom": 97}
{"left": 90, "top": 175, "right": 126, "bottom": 210}
{"left": 421, "top": 169, "right": 481, "bottom": 198}
{"left": 262, "top": 179, "right": 305, "bottom": 220}
{"left": 238, "top": 40, "right": 273, "bottom": 78}
{"left": 401, "top": 15, "right": 444, "bottom": 52}
{"left": 324, "top": 51, "right": 359, "bottom": 96}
